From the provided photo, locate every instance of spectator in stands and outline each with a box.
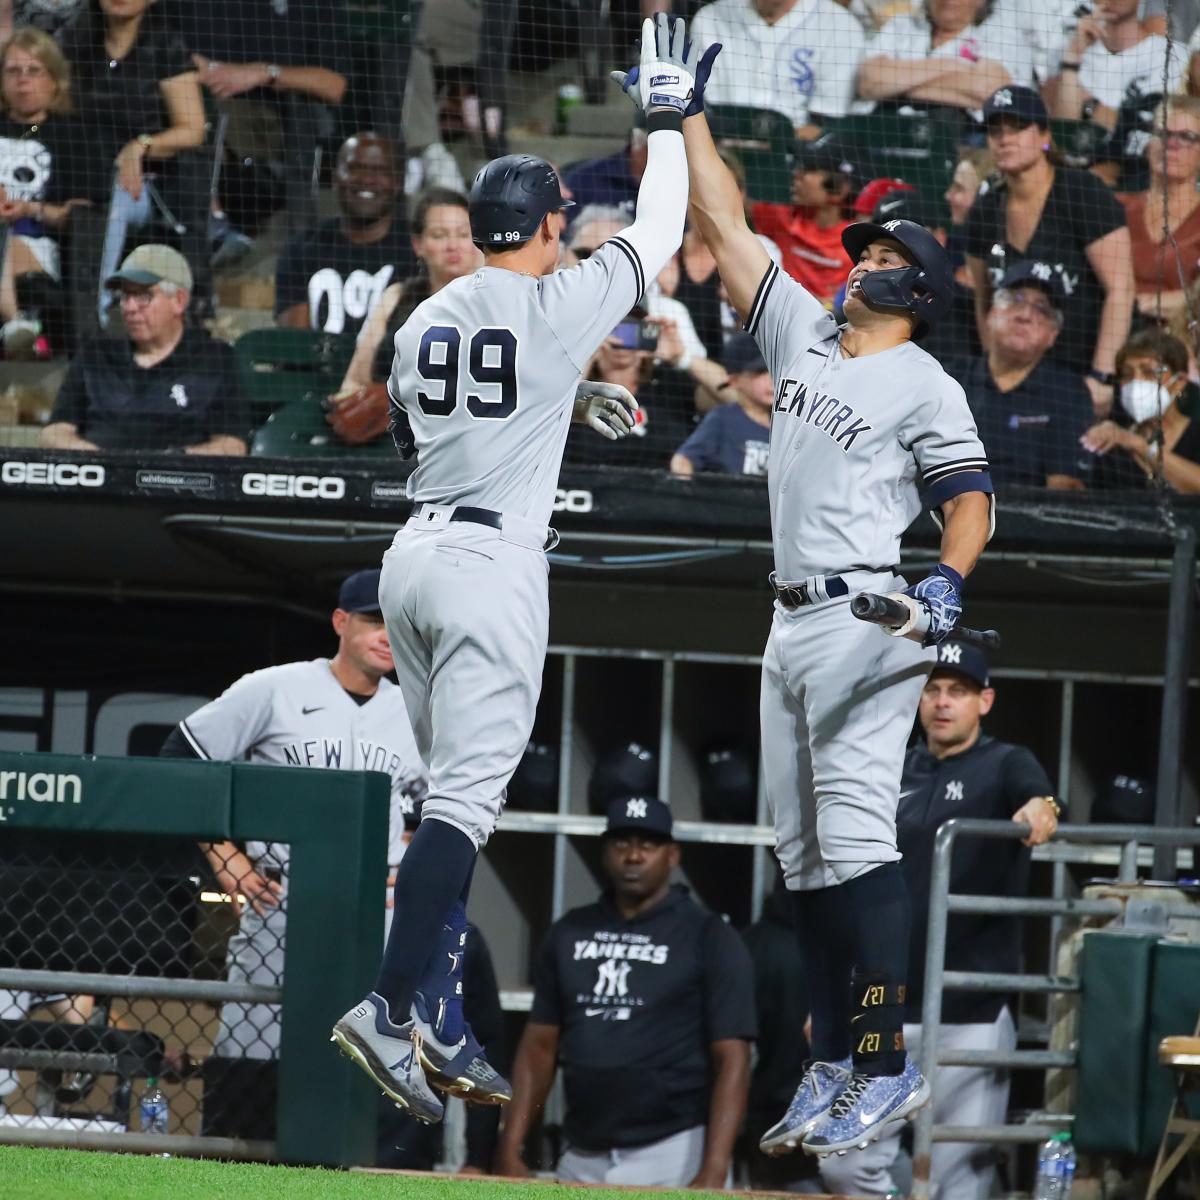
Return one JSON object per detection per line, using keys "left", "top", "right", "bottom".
{"left": 495, "top": 797, "right": 755, "bottom": 1189}
{"left": 179, "top": 0, "right": 349, "bottom": 233}
{"left": 40, "top": 244, "right": 248, "bottom": 453}
{"left": 690, "top": 0, "right": 866, "bottom": 138}
{"left": 1082, "top": 326, "right": 1200, "bottom": 489}
{"left": 750, "top": 137, "right": 858, "bottom": 306}
{"left": 274, "top": 132, "right": 415, "bottom": 339}
{"left": 966, "top": 85, "right": 1134, "bottom": 413}
{"left": 851, "top": 176, "right": 913, "bottom": 223}
{"left": 1048, "top": 0, "right": 1186, "bottom": 130}
{"left": 819, "top": 639, "right": 1060, "bottom": 1199}
{"left": 670, "top": 333, "right": 772, "bottom": 478}
{"left": 562, "top": 115, "right": 645, "bottom": 224}
{"left": 944, "top": 152, "right": 984, "bottom": 271}
{"left": 0, "top": 26, "right": 90, "bottom": 355}
{"left": 858, "top": 0, "right": 1031, "bottom": 114}
{"left": 948, "top": 260, "right": 1095, "bottom": 488}
{"left": 328, "top": 186, "right": 479, "bottom": 445}
{"left": 60, "top": 0, "right": 208, "bottom": 329}
{"left": 1119, "top": 97, "right": 1200, "bottom": 323}
{"left": 0, "top": 2, "right": 82, "bottom": 41}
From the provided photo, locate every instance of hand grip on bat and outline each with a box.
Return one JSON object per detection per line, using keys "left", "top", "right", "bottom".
{"left": 850, "top": 592, "right": 1003, "bottom": 651}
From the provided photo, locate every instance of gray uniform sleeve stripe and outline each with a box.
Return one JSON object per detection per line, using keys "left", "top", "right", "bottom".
{"left": 609, "top": 236, "right": 645, "bottom": 304}
{"left": 179, "top": 719, "right": 211, "bottom": 760}
{"left": 744, "top": 263, "right": 779, "bottom": 337}
{"left": 923, "top": 458, "right": 990, "bottom": 484}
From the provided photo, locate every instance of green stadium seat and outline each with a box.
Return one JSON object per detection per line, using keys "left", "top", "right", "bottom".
{"left": 251, "top": 395, "right": 395, "bottom": 459}
{"left": 707, "top": 105, "right": 797, "bottom": 204}
{"left": 825, "top": 113, "right": 959, "bottom": 196}
{"left": 234, "top": 328, "right": 357, "bottom": 420}
{"left": 1049, "top": 118, "right": 1112, "bottom": 169}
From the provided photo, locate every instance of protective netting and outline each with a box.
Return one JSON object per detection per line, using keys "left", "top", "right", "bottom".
{"left": 0, "top": 830, "right": 284, "bottom": 1142}
{"left": 0, "top": 0, "right": 1197, "bottom": 508}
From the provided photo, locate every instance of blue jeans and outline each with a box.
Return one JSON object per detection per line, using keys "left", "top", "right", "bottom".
{"left": 98, "top": 182, "right": 152, "bottom": 329}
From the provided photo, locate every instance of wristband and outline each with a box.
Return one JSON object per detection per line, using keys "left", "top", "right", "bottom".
{"left": 646, "top": 109, "right": 683, "bottom": 135}
{"left": 1088, "top": 368, "right": 1115, "bottom": 386}
{"left": 1059, "top": 60, "right": 1081, "bottom": 71}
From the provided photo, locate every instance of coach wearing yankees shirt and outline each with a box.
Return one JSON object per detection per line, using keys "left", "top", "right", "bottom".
{"left": 820, "top": 639, "right": 1060, "bottom": 1200}
{"left": 495, "top": 797, "right": 755, "bottom": 1189}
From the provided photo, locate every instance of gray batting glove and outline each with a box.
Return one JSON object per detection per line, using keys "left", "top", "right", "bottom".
{"left": 574, "top": 380, "right": 640, "bottom": 440}
{"left": 610, "top": 13, "right": 697, "bottom": 115}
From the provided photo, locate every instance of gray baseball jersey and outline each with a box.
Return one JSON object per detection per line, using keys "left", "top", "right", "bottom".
{"left": 178, "top": 659, "right": 425, "bottom": 870}
{"left": 387, "top": 237, "right": 648, "bottom": 530}
{"left": 746, "top": 261, "right": 992, "bottom": 581}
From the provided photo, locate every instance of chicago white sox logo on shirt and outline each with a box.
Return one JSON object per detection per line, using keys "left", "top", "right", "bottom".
{"left": 945, "top": 780, "right": 964, "bottom": 802}
{"left": 594, "top": 960, "right": 632, "bottom": 998}
{"left": 625, "top": 798, "right": 648, "bottom": 820}
{"left": 939, "top": 643, "right": 963, "bottom": 665}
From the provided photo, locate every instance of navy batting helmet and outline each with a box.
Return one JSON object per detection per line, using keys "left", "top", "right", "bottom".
{"left": 468, "top": 154, "right": 574, "bottom": 249}
{"left": 841, "top": 218, "right": 953, "bottom": 332}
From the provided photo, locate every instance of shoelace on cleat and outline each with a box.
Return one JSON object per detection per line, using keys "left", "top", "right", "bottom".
{"left": 827, "top": 1072, "right": 873, "bottom": 1120}
{"left": 787, "top": 1061, "right": 846, "bottom": 1116}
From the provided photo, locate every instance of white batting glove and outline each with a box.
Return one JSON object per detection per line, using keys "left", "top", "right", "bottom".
{"left": 636, "top": 14, "right": 696, "bottom": 115}
{"left": 574, "top": 380, "right": 639, "bottom": 440}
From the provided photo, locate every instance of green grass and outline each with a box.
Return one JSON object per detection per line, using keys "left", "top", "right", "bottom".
{"left": 0, "top": 1146, "right": 741, "bottom": 1200}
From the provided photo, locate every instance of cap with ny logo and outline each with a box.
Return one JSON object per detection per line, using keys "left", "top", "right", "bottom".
{"left": 604, "top": 795, "right": 674, "bottom": 840}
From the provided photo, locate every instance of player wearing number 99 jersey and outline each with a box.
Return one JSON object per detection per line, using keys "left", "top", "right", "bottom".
{"left": 330, "top": 14, "right": 708, "bottom": 1127}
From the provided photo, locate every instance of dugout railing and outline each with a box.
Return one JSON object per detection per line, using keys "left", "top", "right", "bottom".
{"left": 911, "top": 819, "right": 1200, "bottom": 1200}
{"left": 0, "top": 750, "right": 387, "bottom": 1166}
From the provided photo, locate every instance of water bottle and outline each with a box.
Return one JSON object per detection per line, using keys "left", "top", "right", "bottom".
{"left": 1033, "top": 1131, "right": 1076, "bottom": 1198}
{"left": 139, "top": 1077, "right": 169, "bottom": 1136}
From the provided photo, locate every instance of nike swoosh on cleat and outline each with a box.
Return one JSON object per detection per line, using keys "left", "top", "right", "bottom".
{"left": 859, "top": 1095, "right": 901, "bottom": 1124}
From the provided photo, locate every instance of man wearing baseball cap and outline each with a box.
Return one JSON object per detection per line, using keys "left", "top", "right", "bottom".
{"left": 670, "top": 332, "right": 772, "bottom": 478}
{"left": 946, "top": 259, "right": 1095, "bottom": 488}
{"left": 497, "top": 795, "right": 756, "bottom": 1189}
{"left": 819, "top": 639, "right": 1061, "bottom": 1199}
{"left": 41, "top": 245, "right": 249, "bottom": 455}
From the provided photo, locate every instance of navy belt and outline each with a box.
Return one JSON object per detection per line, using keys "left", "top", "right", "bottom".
{"left": 413, "top": 503, "right": 503, "bottom": 532}
{"left": 769, "top": 571, "right": 849, "bottom": 610}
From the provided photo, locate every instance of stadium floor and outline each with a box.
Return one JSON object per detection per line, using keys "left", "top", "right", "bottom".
{"left": 1, "top": 1146, "right": 854, "bottom": 1200}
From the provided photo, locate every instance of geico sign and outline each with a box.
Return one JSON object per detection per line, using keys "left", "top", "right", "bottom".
{"left": 1, "top": 461, "right": 105, "bottom": 487}
{"left": 553, "top": 488, "right": 593, "bottom": 513}
{"left": 241, "top": 472, "right": 346, "bottom": 499}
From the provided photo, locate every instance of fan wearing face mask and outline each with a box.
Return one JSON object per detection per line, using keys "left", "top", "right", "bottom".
{"left": 1081, "top": 327, "right": 1200, "bottom": 491}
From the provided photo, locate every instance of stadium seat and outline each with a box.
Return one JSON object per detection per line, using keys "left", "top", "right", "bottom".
{"left": 706, "top": 105, "right": 797, "bottom": 205}
{"left": 251, "top": 395, "right": 395, "bottom": 458}
{"left": 234, "top": 328, "right": 356, "bottom": 421}
{"left": 1049, "top": 118, "right": 1113, "bottom": 170}
{"left": 824, "top": 113, "right": 958, "bottom": 196}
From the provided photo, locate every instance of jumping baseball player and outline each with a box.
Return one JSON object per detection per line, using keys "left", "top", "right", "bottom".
{"left": 640, "top": 74, "right": 994, "bottom": 1155}
{"left": 158, "top": 569, "right": 428, "bottom": 1136}
{"left": 331, "top": 14, "right": 709, "bottom": 1125}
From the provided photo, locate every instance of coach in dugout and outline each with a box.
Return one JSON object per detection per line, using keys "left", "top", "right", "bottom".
{"left": 819, "top": 639, "right": 1061, "bottom": 1199}
{"left": 495, "top": 797, "right": 755, "bottom": 1189}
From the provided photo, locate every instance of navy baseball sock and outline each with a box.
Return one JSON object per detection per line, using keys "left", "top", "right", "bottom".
{"left": 840, "top": 861, "right": 911, "bottom": 1076}
{"left": 789, "top": 886, "right": 854, "bottom": 1063}
{"left": 374, "top": 818, "right": 476, "bottom": 1025}
{"left": 414, "top": 862, "right": 476, "bottom": 1044}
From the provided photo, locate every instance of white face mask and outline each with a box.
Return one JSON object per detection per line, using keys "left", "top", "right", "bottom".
{"left": 1120, "top": 378, "right": 1172, "bottom": 425}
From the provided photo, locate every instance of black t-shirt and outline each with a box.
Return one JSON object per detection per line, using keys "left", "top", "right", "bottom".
{"left": 530, "top": 884, "right": 756, "bottom": 1151}
{"left": 274, "top": 217, "right": 416, "bottom": 337}
{"left": 965, "top": 169, "right": 1128, "bottom": 372}
{"left": 164, "top": 0, "right": 350, "bottom": 73}
{"left": 674, "top": 264, "right": 724, "bottom": 360}
{"left": 0, "top": 114, "right": 95, "bottom": 238}
{"left": 59, "top": 7, "right": 194, "bottom": 162}
{"left": 899, "top": 735, "right": 1053, "bottom": 1024}
{"left": 947, "top": 356, "right": 1096, "bottom": 485}
{"left": 563, "top": 372, "right": 697, "bottom": 471}
{"left": 51, "top": 329, "right": 250, "bottom": 450}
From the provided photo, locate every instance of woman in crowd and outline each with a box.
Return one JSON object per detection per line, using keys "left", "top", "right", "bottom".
{"left": 1119, "top": 97, "right": 1200, "bottom": 324}
{"left": 1082, "top": 327, "right": 1200, "bottom": 490}
{"left": 965, "top": 84, "right": 1133, "bottom": 415}
{"left": 0, "top": 25, "right": 88, "bottom": 353}
{"left": 326, "top": 187, "right": 481, "bottom": 445}
{"left": 59, "top": 0, "right": 205, "bottom": 327}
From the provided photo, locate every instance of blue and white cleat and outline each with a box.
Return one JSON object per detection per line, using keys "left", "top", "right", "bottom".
{"left": 759, "top": 1057, "right": 852, "bottom": 1156}
{"left": 330, "top": 992, "right": 444, "bottom": 1124}
{"left": 410, "top": 989, "right": 512, "bottom": 1104}
{"left": 801, "top": 1056, "right": 930, "bottom": 1156}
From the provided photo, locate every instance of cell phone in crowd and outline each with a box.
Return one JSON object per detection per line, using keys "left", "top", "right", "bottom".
{"left": 611, "top": 314, "right": 660, "bottom": 352}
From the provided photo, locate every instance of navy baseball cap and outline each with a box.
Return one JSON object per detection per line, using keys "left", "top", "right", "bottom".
{"left": 604, "top": 795, "right": 674, "bottom": 841}
{"left": 722, "top": 332, "right": 768, "bottom": 376}
{"left": 997, "top": 259, "right": 1065, "bottom": 306}
{"left": 931, "top": 639, "right": 990, "bottom": 688}
{"left": 337, "top": 568, "right": 382, "bottom": 614}
{"left": 983, "top": 85, "right": 1048, "bottom": 128}
{"left": 791, "top": 136, "right": 860, "bottom": 188}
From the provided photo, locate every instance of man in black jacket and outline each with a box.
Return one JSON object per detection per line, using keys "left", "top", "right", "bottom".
{"left": 820, "top": 639, "right": 1060, "bottom": 1199}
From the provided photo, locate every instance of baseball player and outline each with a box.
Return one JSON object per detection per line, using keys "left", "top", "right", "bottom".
{"left": 157, "top": 569, "right": 428, "bottom": 1137}
{"left": 646, "top": 74, "right": 995, "bottom": 1155}
{"left": 330, "top": 15, "right": 709, "bottom": 1125}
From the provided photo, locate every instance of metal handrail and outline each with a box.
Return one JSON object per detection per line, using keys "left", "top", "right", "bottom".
{"left": 911, "top": 820, "right": 1200, "bottom": 1198}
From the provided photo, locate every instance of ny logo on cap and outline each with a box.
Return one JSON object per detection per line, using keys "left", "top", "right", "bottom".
{"left": 1031, "top": 261, "right": 1053, "bottom": 281}
{"left": 939, "top": 643, "right": 963, "bottom": 665}
{"left": 882, "top": 220, "right": 903, "bottom": 232}
{"left": 626, "top": 798, "right": 648, "bottom": 820}
{"left": 992, "top": 88, "right": 1013, "bottom": 107}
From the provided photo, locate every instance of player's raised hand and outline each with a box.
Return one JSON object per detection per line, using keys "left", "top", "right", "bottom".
{"left": 610, "top": 14, "right": 708, "bottom": 116}
{"left": 574, "top": 380, "right": 639, "bottom": 440}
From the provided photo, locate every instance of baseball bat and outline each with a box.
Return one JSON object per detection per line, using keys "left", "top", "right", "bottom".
{"left": 851, "top": 592, "right": 1003, "bottom": 651}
